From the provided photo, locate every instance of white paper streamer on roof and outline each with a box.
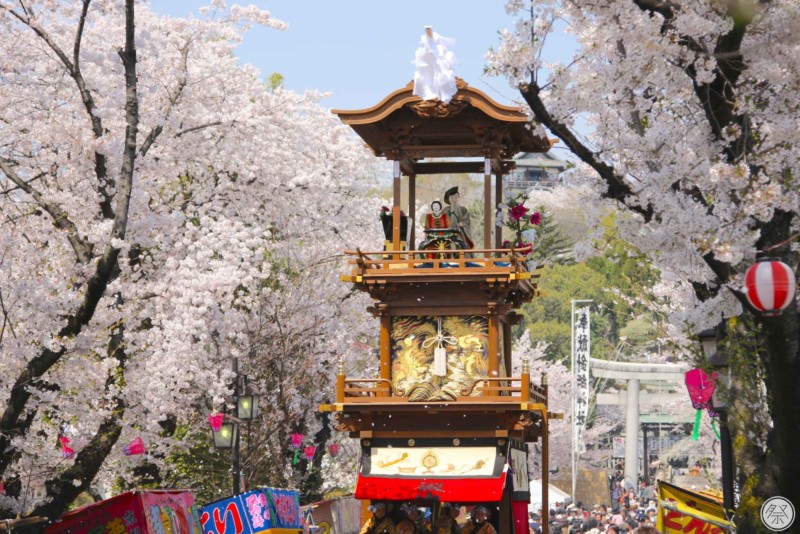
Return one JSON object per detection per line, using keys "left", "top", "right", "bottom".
{"left": 412, "top": 26, "right": 458, "bottom": 103}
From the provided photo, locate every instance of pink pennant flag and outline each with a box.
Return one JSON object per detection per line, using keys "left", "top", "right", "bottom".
{"left": 59, "top": 436, "right": 75, "bottom": 459}
{"left": 123, "top": 436, "right": 146, "bottom": 456}
{"left": 208, "top": 413, "right": 224, "bottom": 432}
{"left": 303, "top": 445, "right": 317, "bottom": 461}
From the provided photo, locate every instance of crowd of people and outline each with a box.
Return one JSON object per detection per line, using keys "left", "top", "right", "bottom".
{"left": 531, "top": 500, "right": 659, "bottom": 533}
{"left": 358, "top": 502, "right": 500, "bottom": 534}
{"left": 358, "top": 500, "right": 661, "bottom": 534}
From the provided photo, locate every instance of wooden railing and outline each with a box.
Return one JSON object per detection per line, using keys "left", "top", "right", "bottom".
{"left": 459, "top": 377, "right": 547, "bottom": 404}
{"left": 344, "top": 247, "right": 536, "bottom": 277}
{"left": 334, "top": 360, "right": 547, "bottom": 406}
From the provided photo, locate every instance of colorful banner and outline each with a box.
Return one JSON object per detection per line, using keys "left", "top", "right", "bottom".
{"left": 302, "top": 496, "right": 364, "bottom": 534}
{"left": 657, "top": 481, "right": 733, "bottom": 533}
{"left": 199, "top": 487, "right": 302, "bottom": 534}
{"left": 45, "top": 490, "right": 200, "bottom": 534}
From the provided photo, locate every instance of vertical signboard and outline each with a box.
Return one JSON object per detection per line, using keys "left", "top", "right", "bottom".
{"left": 572, "top": 307, "right": 591, "bottom": 453}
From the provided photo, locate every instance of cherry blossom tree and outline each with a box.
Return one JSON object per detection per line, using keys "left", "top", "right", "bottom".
{"left": 0, "top": 0, "right": 380, "bottom": 519}
{"left": 488, "top": 0, "right": 799, "bottom": 524}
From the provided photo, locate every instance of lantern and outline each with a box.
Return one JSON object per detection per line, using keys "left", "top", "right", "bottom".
{"left": 212, "top": 423, "right": 237, "bottom": 449}
{"left": 303, "top": 445, "right": 317, "bottom": 461}
{"left": 290, "top": 433, "right": 304, "bottom": 450}
{"left": 744, "top": 258, "right": 796, "bottom": 316}
{"left": 327, "top": 443, "right": 341, "bottom": 457}
{"left": 685, "top": 368, "right": 716, "bottom": 440}
{"left": 685, "top": 368, "right": 716, "bottom": 409}
{"left": 208, "top": 413, "right": 224, "bottom": 432}
{"left": 237, "top": 393, "right": 259, "bottom": 420}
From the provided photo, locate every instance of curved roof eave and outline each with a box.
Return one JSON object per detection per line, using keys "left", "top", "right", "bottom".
{"left": 332, "top": 79, "right": 530, "bottom": 126}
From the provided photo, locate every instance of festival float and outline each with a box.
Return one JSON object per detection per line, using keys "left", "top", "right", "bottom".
{"left": 319, "top": 28, "right": 559, "bottom": 534}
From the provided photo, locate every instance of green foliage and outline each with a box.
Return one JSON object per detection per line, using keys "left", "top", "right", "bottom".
{"left": 268, "top": 72, "right": 284, "bottom": 91}
{"left": 160, "top": 431, "right": 234, "bottom": 505}
{"left": 527, "top": 205, "right": 573, "bottom": 266}
{"left": 519, "top": 213, "right": 664, "bottom": 363}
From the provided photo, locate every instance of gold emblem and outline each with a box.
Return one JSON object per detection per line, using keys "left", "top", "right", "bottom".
{"left": 421, "top": 449, "right": 440, "bottom": 473}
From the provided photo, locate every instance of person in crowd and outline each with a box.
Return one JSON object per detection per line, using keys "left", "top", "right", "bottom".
{"left": 609, "top": 506, "right": 625, "bottom": 526}
{"left": 360, "top": 502, "right": 397, "bottom": 534}
{"left": 632, "top": 527, "right": 659, "bottom": 534}
{"left": 397, "top": 504, "right": 430, "bottom": 534}
{"left": 434, "top": 503, "right": 461, "bottom": 534}
{"left": 461, "top": 506, "right": 496, "bottom": 534}
{"left": 529, "top": 512, "right": 542, "bottom": 534}
{"left": 611, "top": 481, "right": 622, "bottom": 505}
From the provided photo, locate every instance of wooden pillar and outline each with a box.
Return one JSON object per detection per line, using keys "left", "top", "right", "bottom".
{"left": 409, "top": 173, "right": 416, "bottom": 250}
{"left": 483, "top": 157, "right": 492, "bottom": 250}
{"left": 392, "top": 160, "right": 402, "bottom": 252}
{"left": 379, "top": 306, "right": 391, "bottom": 397}
{"left": 542, "top": 372, "right": 549, "bottom": 534}
{"left": 495, "top": 165, "right": 504, "bottom": 250}
{"left": 336, "top": 359, "right": 345, "bottom": 403}
{"left": 502, "top": 319, "right": 512, "bottom": 379}
{"left": 488, "top": 303, "right": 499, "bottom": 383}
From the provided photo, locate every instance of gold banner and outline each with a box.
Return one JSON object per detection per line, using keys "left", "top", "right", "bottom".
{"left": 657, "top": 481, "right": 733, "bottom": 533}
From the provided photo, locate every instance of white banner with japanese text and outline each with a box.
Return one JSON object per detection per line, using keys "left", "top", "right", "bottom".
{"left": 573, "top": 307, "right": 590, "bottom": 454}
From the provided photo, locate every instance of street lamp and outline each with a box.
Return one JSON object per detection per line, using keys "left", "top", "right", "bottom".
{"left": 237, "top": 376, "right": 259, "bottom": 420}
{"left": 210, "top": 357, "right": 259, "bottom": 496}
{"left": 698, "top": 326, "right": 735, "bottom": 515}
{"left": 212, "top": 422, "right": 238, "bottom": 449}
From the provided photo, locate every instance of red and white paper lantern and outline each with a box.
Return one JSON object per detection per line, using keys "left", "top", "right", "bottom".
{"left": 744, "top": 259, "right": 796, "bottom": 316}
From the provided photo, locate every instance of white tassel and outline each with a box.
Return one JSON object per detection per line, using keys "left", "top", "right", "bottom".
{"left": 433, "top": 346, "right": 447, "bottom": 376}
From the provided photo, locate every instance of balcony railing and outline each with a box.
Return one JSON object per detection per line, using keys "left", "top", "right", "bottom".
{"left": 343, "top": 247, "right": 536, "bottom": 279}
{"left": 334, "top": 361, "right": 547, "bottom": 407}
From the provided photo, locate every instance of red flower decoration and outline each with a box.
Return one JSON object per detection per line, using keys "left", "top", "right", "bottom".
{"left": 530, "top": 212, "right": 542, "bottom": 225}
{"left": 509, "top": 205, "right": 528, "bottom": 221}
{"left": 515, "top": 242, "right": 533, "bottom": 256}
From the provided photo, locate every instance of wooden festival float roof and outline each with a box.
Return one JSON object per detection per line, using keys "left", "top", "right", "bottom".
{"left": 333, "top": 78, "right": 553, "bottom": 302}
{"left": 332, "top": 78, "right": 552, "bottom": 171}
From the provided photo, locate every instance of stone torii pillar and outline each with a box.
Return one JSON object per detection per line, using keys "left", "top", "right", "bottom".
{"left": 590, "top": 358, "right": 689, "bottom": 489}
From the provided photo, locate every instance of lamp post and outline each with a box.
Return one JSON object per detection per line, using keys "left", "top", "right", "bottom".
{"left": 698, "top": 327, "right": 735, "bottom": 514}
{"left": 210, "top": 357, "right": 259, "bottom": 496}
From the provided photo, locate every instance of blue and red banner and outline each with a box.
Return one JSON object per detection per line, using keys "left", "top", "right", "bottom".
{"left": 199, "top": 487, "right": 302, "bottom": 534}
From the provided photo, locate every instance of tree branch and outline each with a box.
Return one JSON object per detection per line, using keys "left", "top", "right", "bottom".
{"left": 0, "top": 0, "right": 139, "bottom": 482}
{"left": 1, "top": 0, "right": 114, "bottom": 218}
{"left": 518, "top": 81, "right": 654, "bottom": 221}
{"left": 0, "top": 159, "right": 92, "bottom": 263}
{"left": 140, "top": 43, "right": 190, "bottom": 157}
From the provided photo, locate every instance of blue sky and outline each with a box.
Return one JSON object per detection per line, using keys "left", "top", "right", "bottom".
{"left": 152, "top": 1, "right": 576, "bottom": 112}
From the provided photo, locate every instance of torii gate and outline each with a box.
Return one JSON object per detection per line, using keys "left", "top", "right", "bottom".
{"left": 590, "top": 358, "right": 690, "bottom": 489}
